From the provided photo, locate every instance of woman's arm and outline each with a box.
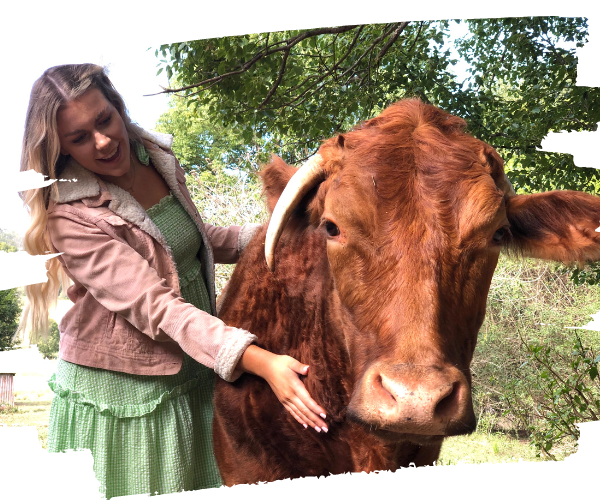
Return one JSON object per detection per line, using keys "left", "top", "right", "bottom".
{"left": 237, "top": 345, "right": 328, "bottom": 432}
{"left": 203, "top": 223, "right": 261, "bottom": 264}
{"left": 47, "top": 206, "right": 256, "bottom": 381}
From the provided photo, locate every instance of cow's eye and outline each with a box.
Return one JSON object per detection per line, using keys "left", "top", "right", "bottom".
{"left": 324, "top": 221, "right": 340, "bottom": 237}
{"left": 492, "top": 227, "right": 508, "bottom": 244}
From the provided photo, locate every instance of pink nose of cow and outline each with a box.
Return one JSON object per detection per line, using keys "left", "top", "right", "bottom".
{"left": 347, "top": 363, "right": 476, "bottom": 437}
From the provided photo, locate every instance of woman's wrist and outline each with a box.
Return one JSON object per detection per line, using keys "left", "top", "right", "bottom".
{"left": 237, "top": 344, "right": 275, "bottom": 381}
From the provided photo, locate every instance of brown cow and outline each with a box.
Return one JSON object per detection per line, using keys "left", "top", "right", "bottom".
{"left": 213, "top": 99, "right": 600, "bottom": 485}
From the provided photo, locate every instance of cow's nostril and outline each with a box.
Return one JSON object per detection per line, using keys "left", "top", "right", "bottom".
{"left": 433, "top": 382, "right": 460, "bottom": 419}
{"left": 374, "top": 373, "right": 398, "bottom": 404}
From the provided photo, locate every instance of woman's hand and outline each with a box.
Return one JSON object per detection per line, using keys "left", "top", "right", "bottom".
{"left": 237, "top": 345, "right": 328, "bottom": 432}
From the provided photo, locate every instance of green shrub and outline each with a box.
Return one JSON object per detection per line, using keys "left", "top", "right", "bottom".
{"left": 187, "top": 170, "right": 267, "bottom": 294}
{"left": 502, "top": 333, "right": 600, "bottom": 459}
{"left": 0, "top": 402, "right": 20, "bottom": 414}
{"left": 0, "top": 288, "right": 21, "bottom": 351}
{"left": 37, "top": 319, "right": 60, "bottom": 360}
{"left": 472, "top": 256, "right": 600, "bottom": 459}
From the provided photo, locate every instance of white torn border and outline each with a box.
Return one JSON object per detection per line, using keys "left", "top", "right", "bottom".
{"left": 0, "top": 251, "right": 62, "bottom": 291}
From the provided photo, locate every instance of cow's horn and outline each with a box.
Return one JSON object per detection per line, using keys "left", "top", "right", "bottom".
{"left": 501, "top": 172, "right": 516, "bottom": 197}
{"left": 265, "top": 154, "right": 326, "bottom": 271}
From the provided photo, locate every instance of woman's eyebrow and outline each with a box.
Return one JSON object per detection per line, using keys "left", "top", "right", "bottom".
{"left": 64, "top": 106, "right": 111, "bottom": 137}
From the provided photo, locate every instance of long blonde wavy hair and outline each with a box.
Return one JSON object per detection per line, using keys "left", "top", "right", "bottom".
{"left": 20, "top": 64, "right": 142, "bottom": 342}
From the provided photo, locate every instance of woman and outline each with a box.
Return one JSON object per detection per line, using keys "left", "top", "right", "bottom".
{"left": 20, "top": 64, "right": 327, "bottom": 499}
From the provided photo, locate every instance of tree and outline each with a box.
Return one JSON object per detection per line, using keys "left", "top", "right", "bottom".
{"left": 0, "top": 287, "right": 21, "bottom": 351}
{"left": 0, "top": 230, "right": 22, "bottom": 250}
{"left": 153, "top": 16, "right": 600, "bottom": 284}
{"left": 152, "top": 17, "right": 599, "bottom": 192}
{"left": 37, "top": 319, "right": 59, "bottom": 360}
{"left": 0, "top": 241, "right": 21, "bottom": 350}
{"left": 153, "top": 22, "right": 454, "bottom": 165}
{"left": 154, "top": 98, "right": 273, "bottom": 174}
{"left": 453, "top": 18, "right": 600, "bottom": 194}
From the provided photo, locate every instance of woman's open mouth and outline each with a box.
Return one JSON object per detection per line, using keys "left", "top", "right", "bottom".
{"left": 98, "top": 144, "right": 121, "bottom": 164}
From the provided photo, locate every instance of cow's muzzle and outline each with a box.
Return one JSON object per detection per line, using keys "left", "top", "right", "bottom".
{"left": 347, "top": 363, "right": 476, "bottom": 441}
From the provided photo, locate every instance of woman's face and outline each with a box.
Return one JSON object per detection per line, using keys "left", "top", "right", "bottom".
{"left": 56, "top": 88, "right": 131, "bottom": 179}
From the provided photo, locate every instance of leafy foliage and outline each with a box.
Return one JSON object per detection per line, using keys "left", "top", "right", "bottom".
{"left": 0, "top": 288, "right": 21, "bottom": 351}
{"left": 0, "top": 242, "right": 17, "bottom": 253}
{"left": 153, "top": 22, "right": 456, "bottom": 166}
{"left": 186, "top": 169, "right": 267, "bottom": 293}
{"left": 0, "top": 403, "right": 20, "bottom": 414}
{"left": 37, "top": 319, "right": 60, "bottom": 360}
{"left": 472, "top": 256, "right": 600, "bottom": 459}
{"left": 503, "top": 333, "right": 600, "bottom": 459}
{"left": 0, "top": 239, "right": 21, "bottom": 351}
{"left": 155, "top": 98, "right": 273, "bottom": 174}
{"left": 153, "top": 17, "right": 599, "bottom": 190}
{"left": 0, "top": 229, "right": 22, "bottom": 249}
{"left": 454, "top": 18, "right": 600, "bottom": 193}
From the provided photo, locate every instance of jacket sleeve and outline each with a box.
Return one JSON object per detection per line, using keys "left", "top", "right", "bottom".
{"left": 204, "top": 222, "right": 262, "bottom": 264}
{"left": 47, "top": 206, "right": 256, "bottom": 382}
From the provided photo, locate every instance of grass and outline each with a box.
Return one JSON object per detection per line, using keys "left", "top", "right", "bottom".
{"left": 0, "top": 397, "right": 52, "bottom": 449}
{"left": 437, "top": 431, "right": 543, "bottom": 465}
{"left": 1, "top": 372, "right": 55, "bottom": 449}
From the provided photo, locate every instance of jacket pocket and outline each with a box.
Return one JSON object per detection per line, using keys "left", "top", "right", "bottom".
{"left": 104, "top": 311, "right": 131, "bottom": 346}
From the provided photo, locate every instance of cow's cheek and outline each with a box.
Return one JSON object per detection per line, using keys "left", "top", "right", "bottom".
{"left": 327, "top": 238, "right": 378, "bottom": 302}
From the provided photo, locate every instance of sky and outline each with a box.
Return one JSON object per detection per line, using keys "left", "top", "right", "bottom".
{"left": 0, "top": 38, "right": 171, "bottom": 234}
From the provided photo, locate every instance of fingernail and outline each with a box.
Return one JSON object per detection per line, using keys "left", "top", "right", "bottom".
{"left": 303, "top": 424, "right": 308, "bottom": 429}
{"left": 315, "top": 426, "right": 321, "bottom": 433}
{"left": 320, "top": 413, "right": 326, "bottom": 419}
{"left": 322, "top": 426, "right": 328, "bottom": 433}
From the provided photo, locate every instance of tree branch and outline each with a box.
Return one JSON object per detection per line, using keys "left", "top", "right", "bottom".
{"left": 261, "top": 26, "right": 365, "bottom": 111}
{"left": 281, "top": 25, "right": 370, "bottom": 97}
{"left": 406, "top": 21, "right": 424, "bottom": 55}
{"left": 339, "top": 23, "right": 402, "bottom": 84}
{"left": 146, "top": 25, "right": 361, "bottom": 97}
{"left": 373, "top": 21, "right": 410, "bottom": 67}
{"left": 258, "top": 48, "right": 291, "bottom": 111}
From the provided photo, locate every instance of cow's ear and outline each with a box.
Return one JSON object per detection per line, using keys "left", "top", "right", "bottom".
{"left": 505, "top": 191, "right": 600, "bottom": 264}
{"left": 259, "top": 155, "right": 298, "bottom": 214}
{"left": 479, "top": 142, "right": 514, "bottom": 196}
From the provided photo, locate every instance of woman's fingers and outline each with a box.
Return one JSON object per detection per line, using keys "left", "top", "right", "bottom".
{"left": 253, "top": 350, "right": 329, "bottom": 433}
{"left": 283, "top": 396, "right": 322, "bottom": 431}
{"left": 285, "top": 404, "right": 309, "bottom": 429}
{"left": 279, "top": 357, "right": 328, "bottom": 431}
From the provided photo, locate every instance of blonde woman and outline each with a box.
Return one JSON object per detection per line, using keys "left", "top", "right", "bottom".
{"left": 20, "top": 64, "right": 327, "bottom": 499}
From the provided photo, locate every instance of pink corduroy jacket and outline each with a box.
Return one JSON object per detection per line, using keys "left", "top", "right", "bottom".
{"left": 47, "top": 126, "right": 259, "bottom": 381}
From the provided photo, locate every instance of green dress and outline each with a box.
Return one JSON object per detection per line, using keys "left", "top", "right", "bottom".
{"left": 47, "top": 193, "right": 222, "bottom": 499}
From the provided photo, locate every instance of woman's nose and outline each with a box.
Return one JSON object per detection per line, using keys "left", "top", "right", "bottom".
{"left": 94, "top": 131, "right": 111, "bottom": 149}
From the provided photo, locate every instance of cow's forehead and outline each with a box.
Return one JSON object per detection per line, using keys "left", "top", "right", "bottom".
{"left": 322, "top": 147, "right": 505, "bottom": 243}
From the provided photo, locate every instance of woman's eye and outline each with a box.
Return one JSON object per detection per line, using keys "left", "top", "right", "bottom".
{"left": 72, "top": 135, "right": 85, "bottom": 144}
{"left": 100, "top": 114, "right": 112, "bottom": 125}
{"left": 325, "top": 221, "right": 340, "bottom": 237}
